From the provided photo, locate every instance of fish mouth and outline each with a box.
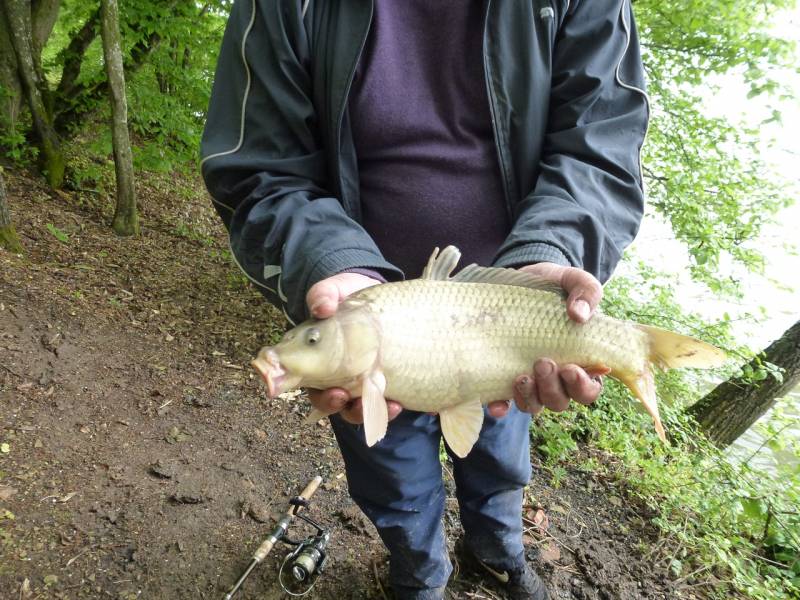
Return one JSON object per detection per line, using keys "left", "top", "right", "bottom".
{"left": 251, "top": 348, "right": 292, "bottom": 398}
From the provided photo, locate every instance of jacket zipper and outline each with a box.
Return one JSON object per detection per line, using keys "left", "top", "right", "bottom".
{"left": 482, "top": 0, "right": 514, "bottom": 219}
{"left": 334, "top": 0, "right": 374, "bottom": 210}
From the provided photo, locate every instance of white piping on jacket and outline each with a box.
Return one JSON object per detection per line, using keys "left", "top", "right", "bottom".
{"left": 615, "top": 0, "right": 651, "bottom": 192}
{"left": 200, "top": 0, "right": 257, "bottom": 178}
{"left": 198, "top": 0, "right": 292, "bottom": 311}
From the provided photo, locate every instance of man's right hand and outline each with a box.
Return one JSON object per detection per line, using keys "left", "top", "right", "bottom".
{"left": 305, "top": 273, "right": 404, "bottom": 424}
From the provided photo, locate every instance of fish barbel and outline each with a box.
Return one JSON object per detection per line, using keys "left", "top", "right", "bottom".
{"left": 252, "top": 246, "right": 726, "bottom": 457}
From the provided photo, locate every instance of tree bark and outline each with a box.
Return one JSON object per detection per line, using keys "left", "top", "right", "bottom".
{"left": 100, "top": 0, "right": 138, "bottom": 236}
{"left": 0, "top": 167, "right": 23, "bottom": 253}
{"left": 1, "top": 0, "right": 59, "bottom": 134}
{"left": 688, "top": 320, "right": 800, "bottom": 447}
{"left": 0, "top": 5, "right": 23, "bottom": 134}
{"left": 54, "top": 8, "right": 99, "bottom": 104}
{"left": 1, "top": 0, "right": 64, "bottom": 187}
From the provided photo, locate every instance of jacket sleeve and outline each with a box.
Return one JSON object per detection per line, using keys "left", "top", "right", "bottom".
{"left": 200, "top": 0, "right": 401, "bottom": 324}
{"left": 493, "top": 0, "right": 649, "bottom": 283}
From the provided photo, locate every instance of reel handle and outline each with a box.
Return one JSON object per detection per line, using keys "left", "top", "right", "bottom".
{"left": 286, "top": 475, "right": 323, "bottom": 515}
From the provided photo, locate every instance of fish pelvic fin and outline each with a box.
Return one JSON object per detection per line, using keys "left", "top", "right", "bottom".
{"left": 362, "top": 369, "right": 388, "bottom": 447}
{"left": 615, "top": 368, "right": 667, "bottom": 443}
{"left": 440, "top": 400, "right": 485, "bottom": 458}
{"left": 637, "top": 324, "right": 726, "bottom": 369}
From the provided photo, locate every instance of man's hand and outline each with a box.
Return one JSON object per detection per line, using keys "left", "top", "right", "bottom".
{"left": 305, "top": 273, "right": 404, "bottom": 424}
{"left": 487, "top": 262, "right": 605, "bottom": 419}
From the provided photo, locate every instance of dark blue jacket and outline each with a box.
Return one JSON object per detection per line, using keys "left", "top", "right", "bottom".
{"left": 201, "top": 0, "right": 649, "bottom": 325}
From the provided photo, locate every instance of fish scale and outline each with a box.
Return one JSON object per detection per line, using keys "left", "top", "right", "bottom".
{"left": 356, "top": 280, "right": 650, "bottom": 413}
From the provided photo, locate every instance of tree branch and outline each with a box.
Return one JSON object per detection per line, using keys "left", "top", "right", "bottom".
{"left": 55, "top": 7, "right": 99, "bottom": 102}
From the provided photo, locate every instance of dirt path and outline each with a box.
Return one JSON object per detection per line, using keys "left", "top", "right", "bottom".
{"left": 0, "top": 168, "right": 682, "bottom": 599}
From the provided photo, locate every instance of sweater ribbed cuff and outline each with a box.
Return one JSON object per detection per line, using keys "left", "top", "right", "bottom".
{"left": 307, "top": 248, "right": 402, "bottom": 293}
{"left": 492, "top": 242, "right": 573, "bottom": 270}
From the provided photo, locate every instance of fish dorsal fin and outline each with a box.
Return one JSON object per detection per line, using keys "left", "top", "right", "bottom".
{"left": 452, "top": 264, "right": 566, "bottom": 298}
{"left": 361, "top": 369, "right": 388, "bottom": 446}
{"left": 422, "top": 246, "right": 461, "bottom": 280}
{"left": 422, "top": 245, "right": 565, "bottom": 297}
{"left": 439, "top": 400, "right": 484, "bottom": 458}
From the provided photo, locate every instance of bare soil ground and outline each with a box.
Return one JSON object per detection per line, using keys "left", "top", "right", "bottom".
{"left": 1, "top": 167, "right": 685, "bottom": 599}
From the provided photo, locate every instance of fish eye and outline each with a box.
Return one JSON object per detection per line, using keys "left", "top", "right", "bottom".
{"left": 305, "top": 328, "right": 321, "bottom": 345}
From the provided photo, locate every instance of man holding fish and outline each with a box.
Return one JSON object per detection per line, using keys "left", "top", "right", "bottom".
{"left": 201, "top": 1, "right": 651, "bottom": 598}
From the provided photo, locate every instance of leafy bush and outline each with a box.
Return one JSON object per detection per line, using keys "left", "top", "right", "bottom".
{"left": 532, "top": 270, "right": 800, "bottom": 599}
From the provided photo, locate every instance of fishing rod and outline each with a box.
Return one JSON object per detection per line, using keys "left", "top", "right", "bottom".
{"left": 223, "top": 475, "right": 330, "bottom": 599}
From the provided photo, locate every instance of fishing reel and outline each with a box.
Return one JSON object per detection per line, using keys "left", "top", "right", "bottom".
{"left": 223, "top": 477, "right": 331, "bottom": 600}
{"left": 278, "top": 497, "right": 331, "bottom": 596}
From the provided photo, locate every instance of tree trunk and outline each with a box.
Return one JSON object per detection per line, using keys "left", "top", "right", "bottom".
{"left": 688, "top": 320, "right": 800, "bottom": 447}
{"left": 0, "top": 5, "right": 23, "bottom": 134}
{"left": 1, "top": 0, "right": 64, "bottom": 188}
{"left": 54, "top": 8, "right": 99, "bottom": 104}
{"left": 0, "top": 167, "right": 23, "bottom": 253}
{"left": 100, "top": 0, "right": 138, "bottom": 236}
{"left": 0, "top": 0, "right": 59, "bottom": 135}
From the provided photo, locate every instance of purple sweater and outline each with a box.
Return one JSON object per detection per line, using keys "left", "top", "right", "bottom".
{"left": 349, "top": 0, "right": 509, "bottom": 279}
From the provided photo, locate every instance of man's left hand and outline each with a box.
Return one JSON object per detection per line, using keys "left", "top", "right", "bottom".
{"left": 487, "top": 262, "right": 604, "bottom": 418}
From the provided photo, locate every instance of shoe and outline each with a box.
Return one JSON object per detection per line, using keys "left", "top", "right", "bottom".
{"left": 455, "top": 539, "right": 549, "bottom": 600}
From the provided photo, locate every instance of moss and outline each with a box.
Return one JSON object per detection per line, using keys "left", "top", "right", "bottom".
{"left": 0, "top": 225, "right": 23, "bottom": 253}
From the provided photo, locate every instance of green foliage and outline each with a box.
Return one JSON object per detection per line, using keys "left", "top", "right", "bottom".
{"left": 45, "top": 223, "right": 70, "bottom": 244}
{"left": 636, "top": 0, "right": 797, "bottom": 295}
{"left": 533, "top": 273, "right": 800, "bottom": 598}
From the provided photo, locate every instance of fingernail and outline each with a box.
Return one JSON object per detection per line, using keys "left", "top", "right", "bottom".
{"left": 310, "top": 297, "right": 330, "bottom": 316}
{"left": 535, "top": 361, "right": 553, "bottom": 377}
{"left": 561, "top": 369, "right": 577, "bottom": 384}
{"left": 574, "top": 299, "right": 591, "bottom": 322}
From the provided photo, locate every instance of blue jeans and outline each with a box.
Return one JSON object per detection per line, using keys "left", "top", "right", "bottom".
{"left": 330, "top": 404, "right": 532, "bottom": 595}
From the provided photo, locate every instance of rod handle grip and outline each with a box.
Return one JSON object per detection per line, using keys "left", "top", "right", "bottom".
{"left": 285, "top": 475, "right": 323, "bottom": 515}
{"left": 300, "top": 475, "right": 323, "bottom": 500}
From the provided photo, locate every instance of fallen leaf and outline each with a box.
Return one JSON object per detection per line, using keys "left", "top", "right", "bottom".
{"left": 525, "top": 508, "right": 549, "bottom": 533}
{"left": 58, "top": 492, "right": 78, "bottom": 503}
{"left": 165, "top": 426, "right": 191, "bottom": 444}
{"left": 540, "top": 542, "right": 561, "bottom": 563}
{"left": 0, "top": 442, "right": 9, "bottom": 453}
{"left": 20, "top": 578, "right": 32, "bottom": 599}
{"left": 0, "top": 484, "right": 17, "bottom": 500}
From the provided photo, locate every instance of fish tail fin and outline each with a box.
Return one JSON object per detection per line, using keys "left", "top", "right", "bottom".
{"left": 615, "top": 368, "right": 667, "bottom": 443}
{"left": 637, "top": 324, "right": 726, "bottom": 369}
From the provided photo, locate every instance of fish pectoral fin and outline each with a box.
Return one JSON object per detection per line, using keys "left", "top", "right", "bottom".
{"left": 304, "top": 408, "right": 328, "bottom": 425}
{"left": 361, "top": 370, "right": 388, "bottom": 447}
{"left": 584, "top": 364, "right": 612, "bottom": 378}
{"left": 439, "top": 401, "right": 484, "bottom": 459}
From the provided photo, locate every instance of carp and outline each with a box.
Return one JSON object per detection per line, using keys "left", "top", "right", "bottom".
{"left": 252, "top": 246, "right": 725, "bottom": 457}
